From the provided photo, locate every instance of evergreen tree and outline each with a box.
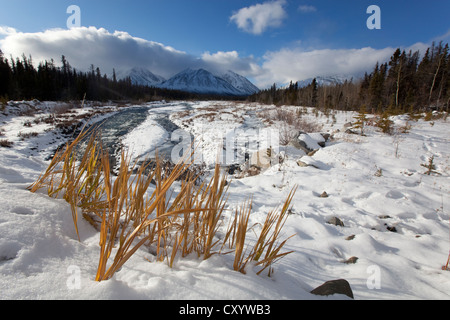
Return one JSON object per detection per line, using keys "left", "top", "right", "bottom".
{"left": 0, "top": 50, "right": 11, "bottom": 98}
{"left": 353, "top": 105, "right": 368, "bottom": 135}
{"left": 310, "top": 78, "right": 318, "bottom": 108}
{"left": 368, "top": 62, "right": 386, "bottom": 112}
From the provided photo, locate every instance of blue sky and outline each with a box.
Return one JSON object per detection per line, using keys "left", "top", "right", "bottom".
{"left": 1, "top": 0, "right": 449, "bottom": 88}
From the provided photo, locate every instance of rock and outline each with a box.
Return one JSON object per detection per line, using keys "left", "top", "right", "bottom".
{"left": 298, "top": 133, "right": 322, "bottom": 151}
{"left": 343, "top": 256, "right": 359, "bottom": 264}
{"left": 345, "top": 235, "right": 356, "bottom": 241}
{"left": 227, "top": 164, "right": 241, "bottom": 175}
{"left": 296, "top": 156, "right": 322, "bottom": 169}
{"left": 310, "top": 279, "right": 354, "bottom": 299}
{"left": 321, "top": 133, "right": 331, "bottom": 141}
{"left": 327, "top": 217, "right": 344, "bottom": 227}
{"left": 289, "top": 132, "right": 323, "bottom": 153}
{"left": 308, "top": 132, "right": 326, "bottom": 147}
{"left": 247, "top": 165, "right": 261, "bottom": 177}
{"left": 386, "top": 225, "right": 397, "bottom": 232}
{"left": 297, "top": 160, "right": 309, "bottom": 167}
{"left": 288, "top": 139, "right": 310, "bottom": 154}
{"left": 343, "top": 122, "right": 353, "bottom": 128}
{"left": 319, "top": 191, "right": 329, "bottom": 198}
{"left": 296, "top": 160, "right": 319, "bottom": 169}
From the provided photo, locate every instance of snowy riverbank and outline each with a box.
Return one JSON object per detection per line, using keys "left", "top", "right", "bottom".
{"left": 0, "top": 100, "right": 449, "bottom": 300}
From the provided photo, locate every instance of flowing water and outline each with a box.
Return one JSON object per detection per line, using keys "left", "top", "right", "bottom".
{"left": 79, "top": 101, "right": 193, "bottom": 166}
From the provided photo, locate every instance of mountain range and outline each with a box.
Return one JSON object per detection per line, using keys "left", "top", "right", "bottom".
{"left": 296, "top": 75, "right": 353, "bottom": 88}
{"left": 120, "top": 67, "right": 259, "bottom": 96}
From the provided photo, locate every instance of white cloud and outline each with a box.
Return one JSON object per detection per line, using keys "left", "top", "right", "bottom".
{"left": 298, "top": 5, "right": 317, "bottom": 13}
{"left": 0, "top": 26, "right": 18, "bottom": 37}
{"left": 201, "top": 50, "right": 261, "bottom": 76}
{"left": 230, "top": 0, "right": 287, "bottom": 35}
{"left": 0, "top": 27, "right": 196, "bottom": 78}
{"left": 254, "top": 46, "right": 397, "bottom": 88}
{"left": 432, "top": 29, "right": 450, "bottom": 43}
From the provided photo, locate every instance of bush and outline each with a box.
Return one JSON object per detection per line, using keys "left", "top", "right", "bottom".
{"left": 0, "top": 139, "right": 13, "bottom": 148}
{"left": 376, "top": 112, "right": 393, "bottom": 134}
{"left": 18, "top": 132, "right": 39, "bottom": 140}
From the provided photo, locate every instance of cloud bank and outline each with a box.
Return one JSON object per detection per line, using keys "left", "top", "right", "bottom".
{"left": 0, "top": 27, "right": 199, "bottom": 79}
{"left": 230, "top": 0, "right": 287, "bottom": 35}
{"left": 255, "top": 46, "right": 396, "bottom": 87}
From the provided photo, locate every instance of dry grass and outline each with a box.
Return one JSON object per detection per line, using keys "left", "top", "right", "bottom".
{"left": 223, "top": 188, "right": 296, "bottom": 276}
{"left": 0, "top": 139, "right": 14, "bottom": 148}
{"left": 28, "top": 127, "right": 296, "bottom": 281}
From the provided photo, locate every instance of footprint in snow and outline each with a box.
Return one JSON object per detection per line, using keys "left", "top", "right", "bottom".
{"left": 11, "top": 206, "right": 35, "bottom": 216}
{"left": 385, "top": 190, "right": 405, "bottom": 199}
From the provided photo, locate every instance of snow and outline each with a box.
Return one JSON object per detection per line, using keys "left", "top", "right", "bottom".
{"left": 121, "top": 112, "right": 169, "bottom": 162}
{"left": 118, "top": 67, "right": 166, "bottom": 87}
{"left": 157, "top": 68, "right": 254, "bottom": 96}
{"left": 219, "top": 70, "right": 260, "bottom": 95}
{"left": 1, "top": 100, "right": 449, "bottom": 300}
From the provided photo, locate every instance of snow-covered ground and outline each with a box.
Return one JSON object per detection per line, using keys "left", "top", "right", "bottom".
{"left": 0, "top": 100, "right": 449, "bottom": 300}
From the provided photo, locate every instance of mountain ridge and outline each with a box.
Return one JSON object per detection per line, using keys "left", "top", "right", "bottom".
{"left": 121, "top": 67, "right": 259, "bottom": 96}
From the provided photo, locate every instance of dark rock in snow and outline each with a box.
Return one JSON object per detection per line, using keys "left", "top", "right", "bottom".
{"left": 385, "top": 224, "right": 397, "bottom": 232}
{"left": 327, "top": 217, "right": 344, "bottom": 227}
{"left": 343, "top": 256, "right": 359, "bottom": 264}
{"left": 311, "top": 279, "right": 354, "bottom": 299}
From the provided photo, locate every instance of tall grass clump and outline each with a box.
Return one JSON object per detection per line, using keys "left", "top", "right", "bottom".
{"left": 28, "top": 127, "right": 106, "bottom": 241}
{"left": 29, "top": 128, "right": 296, "bottom": 281}
{"left": 223, "top": 188, "right": 296, "bottom": 276}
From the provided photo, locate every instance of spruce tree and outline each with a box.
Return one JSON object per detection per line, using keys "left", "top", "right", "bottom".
{"left": 353, "top": 105, "right": 368, "bottom": 135}
{"left": 0, "top": 50, "right": 11, "bottom": 98}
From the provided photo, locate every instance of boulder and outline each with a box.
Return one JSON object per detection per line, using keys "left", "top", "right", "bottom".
{"left": 289, "top": 132, "right": 318, "bottom": 153}
{"left": 327, "top": 217, "right": 344, "bottom": 227}
{"left": 308, "top": 132, "right": 326, "bottom": 147}
{"left": 321, "top": 133, "right": 331, "bottom": 141}
{"left": 298, "top": 133, "right": 321, "bottom": 151}
{"left": 311, "top": 279, "right": 354, "bottom": 299}
{"left": 343, "top": 256, "right": 359, "bottom": 264}
{"left": 297, "top": 160, "right": 318, "bottom": 169}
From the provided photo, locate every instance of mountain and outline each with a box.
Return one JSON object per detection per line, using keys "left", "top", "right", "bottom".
{"left": 120, "top": 67, "right": 166, "bottom": 87}
{"left": 296, "top": 75, "right": 352, "bottom": 88}
{"left": 219, "top": 70, "right": 260, "bottom": 95}
{"left": 157, "top": 68, "right": 249, "bottom": 96}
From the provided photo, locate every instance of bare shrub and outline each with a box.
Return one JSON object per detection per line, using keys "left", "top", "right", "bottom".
{"left": 0, "top": 139, "right": 14, "bottom": 148}
{"left": 18, "top": 132, "right": 39, "bottom": 140}
{"left": 260, "top": 107, "right": 323, "bottom": 134}
{"left": 294, "top": 118, "right": 323, "bottom": 133}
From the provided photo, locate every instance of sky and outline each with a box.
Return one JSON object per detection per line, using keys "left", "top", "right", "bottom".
{"left": 0, "top": 0, "right": 449, "bottom": 88}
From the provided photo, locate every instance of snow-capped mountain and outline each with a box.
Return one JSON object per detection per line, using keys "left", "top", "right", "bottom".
{"left": 219, "top": 70, "right": 260, "bottom": 95}
{"left": 297, "top": 75, "right": 353, "bottom": 88}
{"left": 157, "top": 68, "right": 250, "bottom": 96}
{"left": 121, "top": 67, "right": 166, "bottom": 87}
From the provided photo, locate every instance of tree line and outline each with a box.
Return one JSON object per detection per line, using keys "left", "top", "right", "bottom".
{"left": 248, "top": 42, "right": 450, "bottom": 114}
{"left": 0, "top": 52, "right": 244, "bottom": 102}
